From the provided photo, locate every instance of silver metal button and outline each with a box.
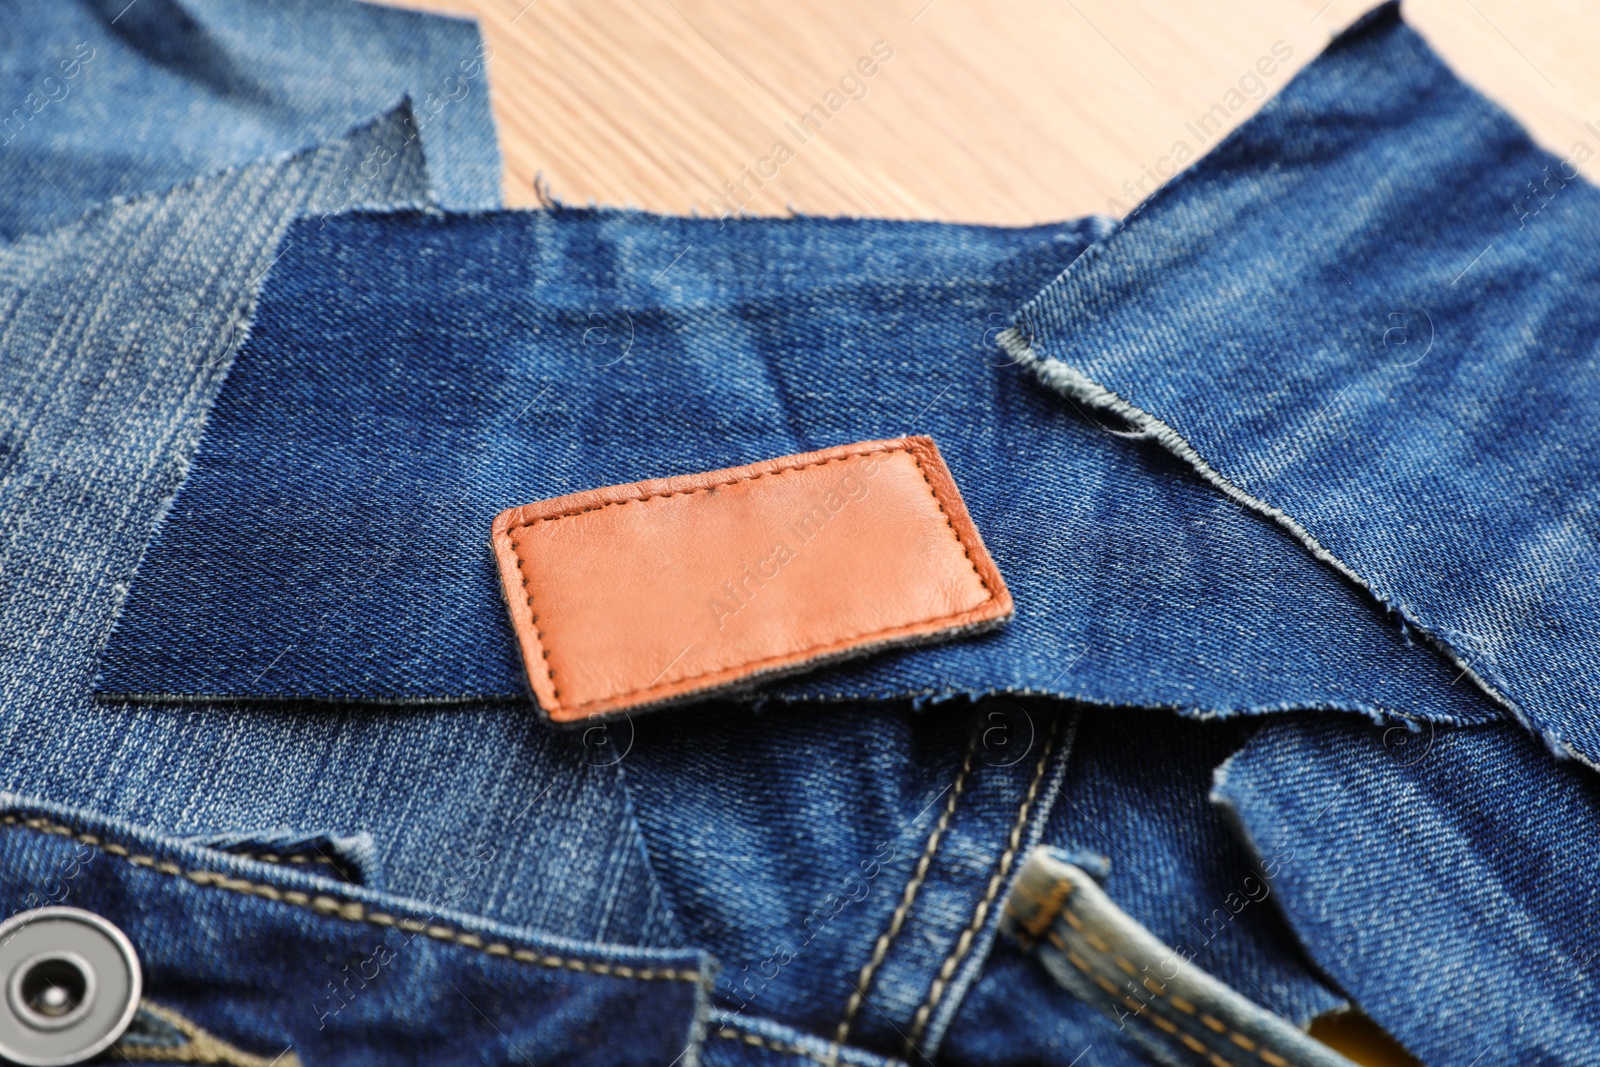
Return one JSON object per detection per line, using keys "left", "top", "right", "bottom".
{"left": 0, "top": 908, "right": 141, "bottom": 1066}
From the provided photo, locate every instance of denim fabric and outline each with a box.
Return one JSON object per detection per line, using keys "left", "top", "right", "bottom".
{"left": 621, "top": 695, "right": 1077, "bottom": 1060}
{"left": 68, "top": 191, "right": 1414, "bottom": 1062}
{"left": 0, "top": 797, "right": 712, "bottom": 1066}
{"left": 996, "top": 848, "right": 1356, "bottom": 1067}
{"left": 0, "top": 104, "right": 698, "bottom": 957}
{"left": 1214, "top": 715, "right": 1600, "bottom": 1066}
{"left": 1006, "top": 1, "right": 1600, "bottom": 766}
{"left": 941, "top": 709, "right": 1343, "bottom": 1067}
{"left": 13, "top": 1, "right": 1584, "bottom": 1060}
{"left": 0, "top": 0, "right": 499, "bottom": 240}
{"left": 97, "top": 207, "right": 1500, "bottom": 728}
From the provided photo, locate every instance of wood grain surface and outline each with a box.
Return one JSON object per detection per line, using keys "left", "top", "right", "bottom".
{"left": 374, "top": 2, "right": 1576, "bottom": 1064}
{"left": 386, "top": 0, "right": 1600, "bottom": 225}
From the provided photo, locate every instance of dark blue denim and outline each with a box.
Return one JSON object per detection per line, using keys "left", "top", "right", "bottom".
{"left": 0, "top": 0, "right": 499, "bottom": 240}
{"left": 0, "top": 797, "right": 712, "bottom": 1066}
{"left": 1215, "top": 715, "right": 1600, "bottom": 1066}
{"left": 1007, "top": 1, "right": 1600, "bottom": 767}
{"left": 97, "top": 206, "right": 1499, "bottom": 728}
{"left": 941, "top": 709, "right": 1345, "bottom": 1067}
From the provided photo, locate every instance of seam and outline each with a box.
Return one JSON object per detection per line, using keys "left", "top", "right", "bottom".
{"left": 1005, "top": 872, "right": 1075, "bottom": 946}
{"left": 234, "top": 850, "right": 358, "bottom": 884}
{"left": 509, "top": 441, "right": 999, "bottom": 714}
{"left": 832, "top": 722, "right": 983, "bottom": 1050}
{"left": 238, "top": 851, "right": 340, "bottom": 870}
{"left": 1, "top": 815, "right": 701, "bottom": 984}
{"left": 712, "top": 1025, "right": 853, "bottom": 1066}
{"left": 117, "top": 999, "right": 304, "bottom": 1066}
{"left": 1050, "top": 912, "right": 1299, "bottom": 1067}
{"left": 904, "top": 448, "right": 991, "bottom": 601}
{"left": 511, "top": 546, "right": 561, "bottom": 702}
{"left": 904, "top": 712, "right": 1065, "bottom": 1051}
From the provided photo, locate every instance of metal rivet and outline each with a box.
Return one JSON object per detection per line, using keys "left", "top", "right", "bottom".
{"left": 0, "top": 908, "right": 141, "bottom": 1066}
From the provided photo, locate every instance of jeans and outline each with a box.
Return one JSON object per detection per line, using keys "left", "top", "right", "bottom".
{"left": 3, "top": 1, "right": 1596, "bottom": 1063}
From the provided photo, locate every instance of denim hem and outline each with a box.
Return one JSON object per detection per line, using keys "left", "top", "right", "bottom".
{"left": 707, "top": 1010, "right": 909, "bottom": 1067}
{"left": 0, "top": 804, "right": 709, "bottom": 986}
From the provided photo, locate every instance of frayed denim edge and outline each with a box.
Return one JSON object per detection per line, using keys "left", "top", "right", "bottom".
{"left": 996, "top": 327, "right": 1593, "bottom": 770}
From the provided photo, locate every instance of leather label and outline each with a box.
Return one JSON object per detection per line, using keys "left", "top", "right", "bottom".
{"left": 490, "top": 437, "right": 1012, "bottom": 722}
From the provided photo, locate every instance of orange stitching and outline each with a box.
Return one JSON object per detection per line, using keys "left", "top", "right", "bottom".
{"left": 511, "top": 546, "right": 560, "bottom": 701}
{"left": 906, "top": 713, "right": 1064, "bottom": 1048}
{"left": 904, "top": 448, "right": 993, "bottom": 600}
{"left": 1016, "top": 877, "right": 1074, "bottom": 940}
{"left": 2, "top": 815, "right": 702, "bottom": 984}
{"left": 833, "top": 724, "right": 981, "bottom": 1049}
{"left": 1051, "top": 894, "right": 1306, "bottom": 1067}
{"left": 507, "top": 440, "right": 999, "bottom": 714}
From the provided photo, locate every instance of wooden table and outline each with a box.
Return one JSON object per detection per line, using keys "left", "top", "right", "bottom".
{"left": 381, "top": 2, "right": 1588, "bottom": 1063}
{"left": 389, "top": 0, "right": 1597, "bottom": 226}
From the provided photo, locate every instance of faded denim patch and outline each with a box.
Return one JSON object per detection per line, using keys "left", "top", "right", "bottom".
{"left": 1006, "top": 2, "right": 1600, "bottom": 766}
{"left": 0, "top": 0, "right": 499, "bottom": 239}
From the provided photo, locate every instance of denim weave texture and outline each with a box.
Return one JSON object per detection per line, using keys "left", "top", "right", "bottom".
{"left": 0, "top": 0, "right": 500, "bottom": 241}
{"left": 4, "top": 0, "right": 1600, "bottom": 1064}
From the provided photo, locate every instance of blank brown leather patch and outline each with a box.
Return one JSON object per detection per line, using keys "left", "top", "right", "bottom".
{"left": 490, "top": 436, "right": 1012, "bottom": 722}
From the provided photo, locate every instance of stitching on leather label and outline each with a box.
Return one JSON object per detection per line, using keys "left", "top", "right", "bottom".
{"left": 491, "top": 437, "right": 1013, "bottom": 722}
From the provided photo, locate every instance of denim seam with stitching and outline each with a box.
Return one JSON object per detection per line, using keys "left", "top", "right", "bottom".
{"left": 710, "top": 1024, "right": 907, "bottom": 1067}
{"left": 904, "top": 710, "right": 1074, "bottom": 1050}
{"left": 831, "top": 721, "right": 983, "bottom": 1051}
{"left": 2, "top": 814, "right": 701, "bottom": 984}
{"left": 1022, "top": 879, "right": 1308, "bottom": 1067}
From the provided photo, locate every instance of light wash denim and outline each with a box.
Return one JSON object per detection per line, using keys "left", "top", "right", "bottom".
{"left": 0, "top": 0, "right": 499, "bottom": 240}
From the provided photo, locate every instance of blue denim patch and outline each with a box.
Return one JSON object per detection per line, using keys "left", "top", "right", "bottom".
{"left": 1214, "top": 714, "right": 1600, "bottom": 1066}
{"left": 1006, "top": 1, "right": 1600, "bottom": 765}
{"left": 97, "top": 206, "right": 1499, "bottom": 727}
{"left": 0, "top": 0, "right": 499, "bottom": 239}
